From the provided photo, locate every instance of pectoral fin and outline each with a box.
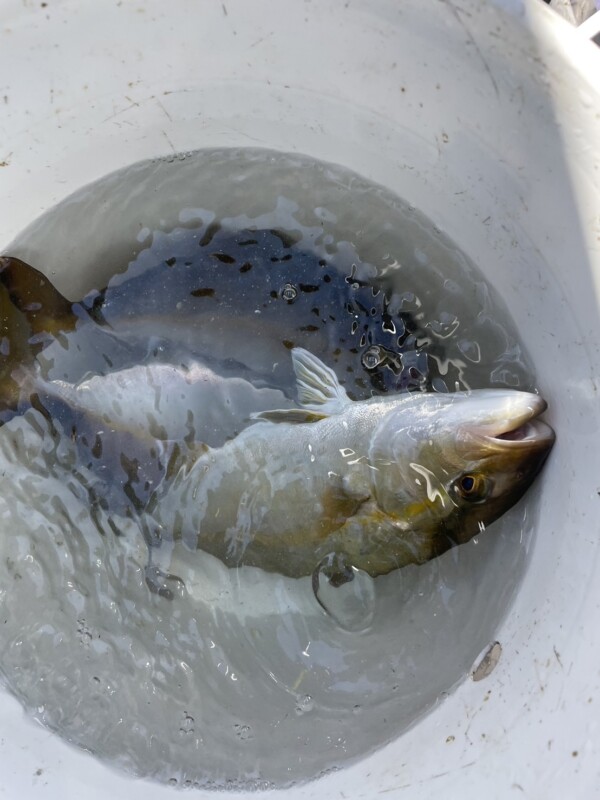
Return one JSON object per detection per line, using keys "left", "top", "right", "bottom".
{"left": 251, "top": 408, "right": 328, "bottom": 424}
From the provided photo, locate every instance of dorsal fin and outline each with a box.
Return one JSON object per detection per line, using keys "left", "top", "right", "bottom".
{"left": 291, "top": 348, "right": 351, "bottom": 414}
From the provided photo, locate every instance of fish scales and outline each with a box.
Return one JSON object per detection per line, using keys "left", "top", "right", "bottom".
{"left": 158, "top": 400, "right": 385, "bottom": 575}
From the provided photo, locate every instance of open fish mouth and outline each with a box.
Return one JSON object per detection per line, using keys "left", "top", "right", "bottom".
{"left": 492, "top": 417, "right": 555, "bottom": 447}
{"left": 485, "top": 395, "right": 555, "bottom": 450}
{"left": 453, "top": 392, "right": 555, "bottom": 456}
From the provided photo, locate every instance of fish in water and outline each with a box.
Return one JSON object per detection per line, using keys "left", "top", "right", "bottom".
{"left": 144, "top": 347, "right": 554, "bottom": 588}
{"left": 0, "top": 254, "right": 555, "bottom": 593}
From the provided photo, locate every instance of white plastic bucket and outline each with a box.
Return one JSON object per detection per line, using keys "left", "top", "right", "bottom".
{"left": 0, "top": 1, "right": 599, "bottom": 797}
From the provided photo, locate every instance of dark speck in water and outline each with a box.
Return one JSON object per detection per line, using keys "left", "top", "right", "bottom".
{"left": 210, "top": 253, "right": 236, "bottom": 265}
{"left": 198, "top": 221, "right": 221, "bottom": 247}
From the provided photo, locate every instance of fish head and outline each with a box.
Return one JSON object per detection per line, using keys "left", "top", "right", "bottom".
{"left": 368, "top": 389, "right": 555, "bottom": 557}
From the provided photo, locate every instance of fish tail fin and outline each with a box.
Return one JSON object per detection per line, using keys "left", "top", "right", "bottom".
{"left": 0, "top": 256, "right": 79, "bottom": 418}
{"left": 0, "top": 256, "right": 77, "bottom": 336}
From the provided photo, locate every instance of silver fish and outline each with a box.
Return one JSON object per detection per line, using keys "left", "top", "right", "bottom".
{"left": 146, "top": 347, "right": 555, "bottom": 582}
{"left": 0, "top": 255, "right": 555, "bottom": 589}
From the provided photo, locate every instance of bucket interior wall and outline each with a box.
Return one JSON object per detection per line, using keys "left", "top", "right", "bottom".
{"left": 0, "top": 0, "right": 599, "bottom": 797}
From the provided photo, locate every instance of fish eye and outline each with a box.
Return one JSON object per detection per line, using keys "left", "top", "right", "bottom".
{"left": 455, "top": 473, "right": 488, "bottom": 502}
{"left": 461, "top": 475, "right": 475, "bottom": 492}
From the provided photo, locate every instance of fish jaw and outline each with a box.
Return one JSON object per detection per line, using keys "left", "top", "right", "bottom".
{"left": 452, "top": 390, "right": 555, "bottom": 460}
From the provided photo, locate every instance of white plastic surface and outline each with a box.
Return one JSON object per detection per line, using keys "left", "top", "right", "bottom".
{"left": 0, "top": 0, "right": 599, "bottom": 797}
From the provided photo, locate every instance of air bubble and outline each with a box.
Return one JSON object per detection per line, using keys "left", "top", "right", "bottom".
{"left": 361, "top": 345, "right": 386, "bottom": 370}
{"left": 233, "top": 723, "right": 253, "bottom": 741}
{"left": 295, "top": 695, "right": 314, "bottom": 715}
{"left": 312, "top": 554, "right": 376, "bottom": 632}
{"left": 427, "top": 313, "right": 460, "bottom": 339}
{"left": 281, "top": 283, "right": 298, "bottom": 302}
{"left": 179, "top": 713, "right": 195, "bottom": 736}
{"left": 458, "top": 339, "right": 482, "bottom": 363}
